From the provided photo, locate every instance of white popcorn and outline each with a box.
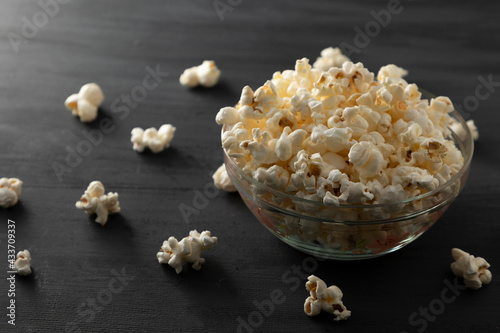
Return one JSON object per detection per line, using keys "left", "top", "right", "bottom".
{"left": 157, "top": 230, "right": 217, "bottom": 274}
{"left": 217, "top": 52, "right": 465, "bottom": 212}
{"left": 304, "top": 275, "right": 351, "bottom": 321}
{"left": 75, "top": 181, "right": 120, "bottom": 226}
{"left": 321, "top": 170, "right": 374, "bottom": 206}
{"left": 466, "top": 120, "right": 479, "bottom": 140}
{"left": 313, "top": 47, "right": 351, "bottom": 72}
{"left": 349, "top": 141, "right": 386, "bottom": 179}
{"left": 253, "top": 165, "right": 290, "bottom": 190}
{"left": 64, "top": 83, "right": 104, "bottom": 123}
{"left": 0, "top": 178, "right": 23, "bottom": 208}
{"left": 213, "top": 163, "right": 237, "bottom": 192}
{"left": 216, "top": 107, "right": 240, "bottom": 126}
{"left": 311, "top": 125, "right": 355, "bottom": 153}
{"left": 450, "top": 248, "right": 492, "bottom": 290}
{"left": 450, "top": 119, "right": 479, "bottom": 141}
{"left": 179, "top": 60, "right": 221, "bottom": 88}
{"left": 131, "top": 124, "right": 176, "bottom": 153}
{"left": 240, "top": 128, "right": 278, "bottom": 165}
{"left": 377, "top": 64, "right": 408, "bottom": 84}
{"left": 14, "top": 250, "right": 32, "bottom": 276}
{"left": 390, "top": 166, "right": 439, "bottom": 192}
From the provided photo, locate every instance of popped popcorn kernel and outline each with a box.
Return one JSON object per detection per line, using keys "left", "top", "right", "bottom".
{"left": 14, "top": 250, "right": 32, "bottom": 276}
{"left": 65, "top": 83, "right": 104, "bottom": 123}
{"left": 451, "top": 248, "right": 492, "bottom": 290}
{"left": 157, "top": 230, "right": 217, "bottom": 274}
{"left": 180, "top": 60, "right": 221, "bottom": 88}
{"left": 131, "top": 124, "right": 176, "bottom": 153}
{"left": 75, "top": 181, "right": 120, "bottom": 226}
{"left": 304, "top": 275, "right": 351, "bottom": 321}
{"left": 0, "top": 178, "right": 23, "bottom": 208}
{"left": 213, "top": 163, "right": 237, "bottom": 192}
{"left": 313, "top": 47, "right": 351, "bottom": 72}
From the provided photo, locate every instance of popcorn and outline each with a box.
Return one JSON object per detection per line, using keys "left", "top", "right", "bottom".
{"left": 75, "top": 181, "right": 120, "bottom": 226}
{"left": 14, "top": 250, "right": 32, "bottom": 276}
{"left": 377, "top": 64, "right": 408, "bottom": 84}
{"left": 0, "top": 178, "right": 23, "bottom": 208}
{"left": 348, "top": 141, "right": 386, "bottom": 179}
{"left": 213, "top": 163, "right": 237, "bottom": 192}
{"left": 304, "top": 275, "right": 351, "bottom": 321}
{"left": 179, "top": 60, "right": 221, "bottom": 88}
{"left": 450, "top": 119, "right": 479, "bottom": 141}
{"left": 157, "top": 230, "right": 217, "bottom": 274}
{"left": 253, "top": 165, "right": 290, "bottom": 191}
{"left": 216, "top": 53, "right": 465, "bottom": 209}
{"left": 131, "top": 124, "right": 176, "bottom": 153}
{"left": 450, "top": 248, "right": 492, "bottom": 290}
{"left": 313, "top": 47, "right": 351, "bottom": 72}
{"left": 64, "top": 83, "right": 104, "bottom": 123}
{"left": 216, "top": 107, "right": 239, "bottom": 126}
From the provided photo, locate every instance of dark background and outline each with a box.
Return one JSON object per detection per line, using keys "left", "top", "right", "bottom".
{"left": 1, "top": 0, "right": 499, "bottom": 332}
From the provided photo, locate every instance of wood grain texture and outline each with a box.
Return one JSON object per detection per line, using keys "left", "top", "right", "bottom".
{"left": 1, "top": 0, "right": 499, "bottom": 332}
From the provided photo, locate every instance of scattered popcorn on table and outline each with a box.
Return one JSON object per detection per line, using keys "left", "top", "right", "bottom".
{"left": 14, "top": 250, "right": 32, "bottom": 276}
{"left": 75, "top": 181, "right": 120, "bottom": 226}
{"left": 157, "top": 230, "right": 217, "bottom": 274}
{"left": 0, "top": 178, "right": 23, "bottom": 208}
{"left": 450, "top": 248, "right": 492, "bottom": 290}
{"left": 131, "top": 124, "right": 176, "bottom": 153}
{"left": 313, "top": 47, "right": 351, "bottom": 72}
{"left": 450, "top": 119, "right": 478, "bottom": 141}
{"left": 64, "top": 83, "right": 104, "bottom": 122}
{"left": 466, "top": 120, "right": 479, "bottom": 140}
{"left": 180, "top": 60, "right": 221, "bottom": 88}
{"left": 304, "top": 275, "right": 351, "bottom": 321}
{"left": 216, "top": 54, "right": 469, "bottom": 251}
{"left": 213, "top": 163, "right": 237, "bottom": 192}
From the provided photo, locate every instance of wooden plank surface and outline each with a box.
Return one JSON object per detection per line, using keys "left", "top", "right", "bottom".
{"left": 1, "top": 0, "right": 499, "bottom": 332}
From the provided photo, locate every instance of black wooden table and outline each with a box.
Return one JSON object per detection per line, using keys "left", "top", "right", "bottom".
{"left": 1, "top": 1, "right": 499, "bottom": 332}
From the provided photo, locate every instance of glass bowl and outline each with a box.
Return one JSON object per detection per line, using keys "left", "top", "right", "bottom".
{"left": 222, "top": 99, "right": 474, "bottom": 260}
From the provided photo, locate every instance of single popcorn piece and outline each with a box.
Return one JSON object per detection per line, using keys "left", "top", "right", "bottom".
{"left": 450, "top": 248, "right": 492, "bottom": 290}
{"left": 466, "top": 120, "right": 479, "bottom": 140}
{"left": 179, "top": 60, "right": 221, "bottom": 88}
{"left": 157, "top": 230, "right": 217, "bottom": 274}
{"left": 14, "top": 250, "right": 32, "bottom": 276}
{"left": 377, "top": 64, "right": 408, "bottom": 83}
{"left": 0, "top": 178, "right": 23, "bottom": 208}
{"left": 212, "top": 163, "right": 237, "bottom": 192}
{"left": 131, "top": 124, "right": 176, "bottom": 153}
{"left": 313, "top": 47, "right": 351, "bottom": 72}
{"left": 75, "top": 181, "right": 120, "bottom": 226}
{"left": 64, "top": 83, "right": 104, "bottom": 123}
{"left": 304, "top": 275, "right": 351, "bottom": 321}
{"left": 450, "top": 119, "right": 478, "bottom": 141}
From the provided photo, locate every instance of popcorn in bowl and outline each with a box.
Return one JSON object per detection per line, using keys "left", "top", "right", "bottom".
{"left": 216, "top": 52, "right": 474, "bottom": 259}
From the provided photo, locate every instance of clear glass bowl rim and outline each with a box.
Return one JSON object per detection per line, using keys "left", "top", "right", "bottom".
{"left": 221, "top": 91, "right": 474, "bottom": 210}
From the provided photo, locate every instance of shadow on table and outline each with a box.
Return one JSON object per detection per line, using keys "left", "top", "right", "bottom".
{"left": 186, "top": 80, "right": 239, "bottom": 101}
{"left": 87, "top": 213, "right": 134, "bottom": 239}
